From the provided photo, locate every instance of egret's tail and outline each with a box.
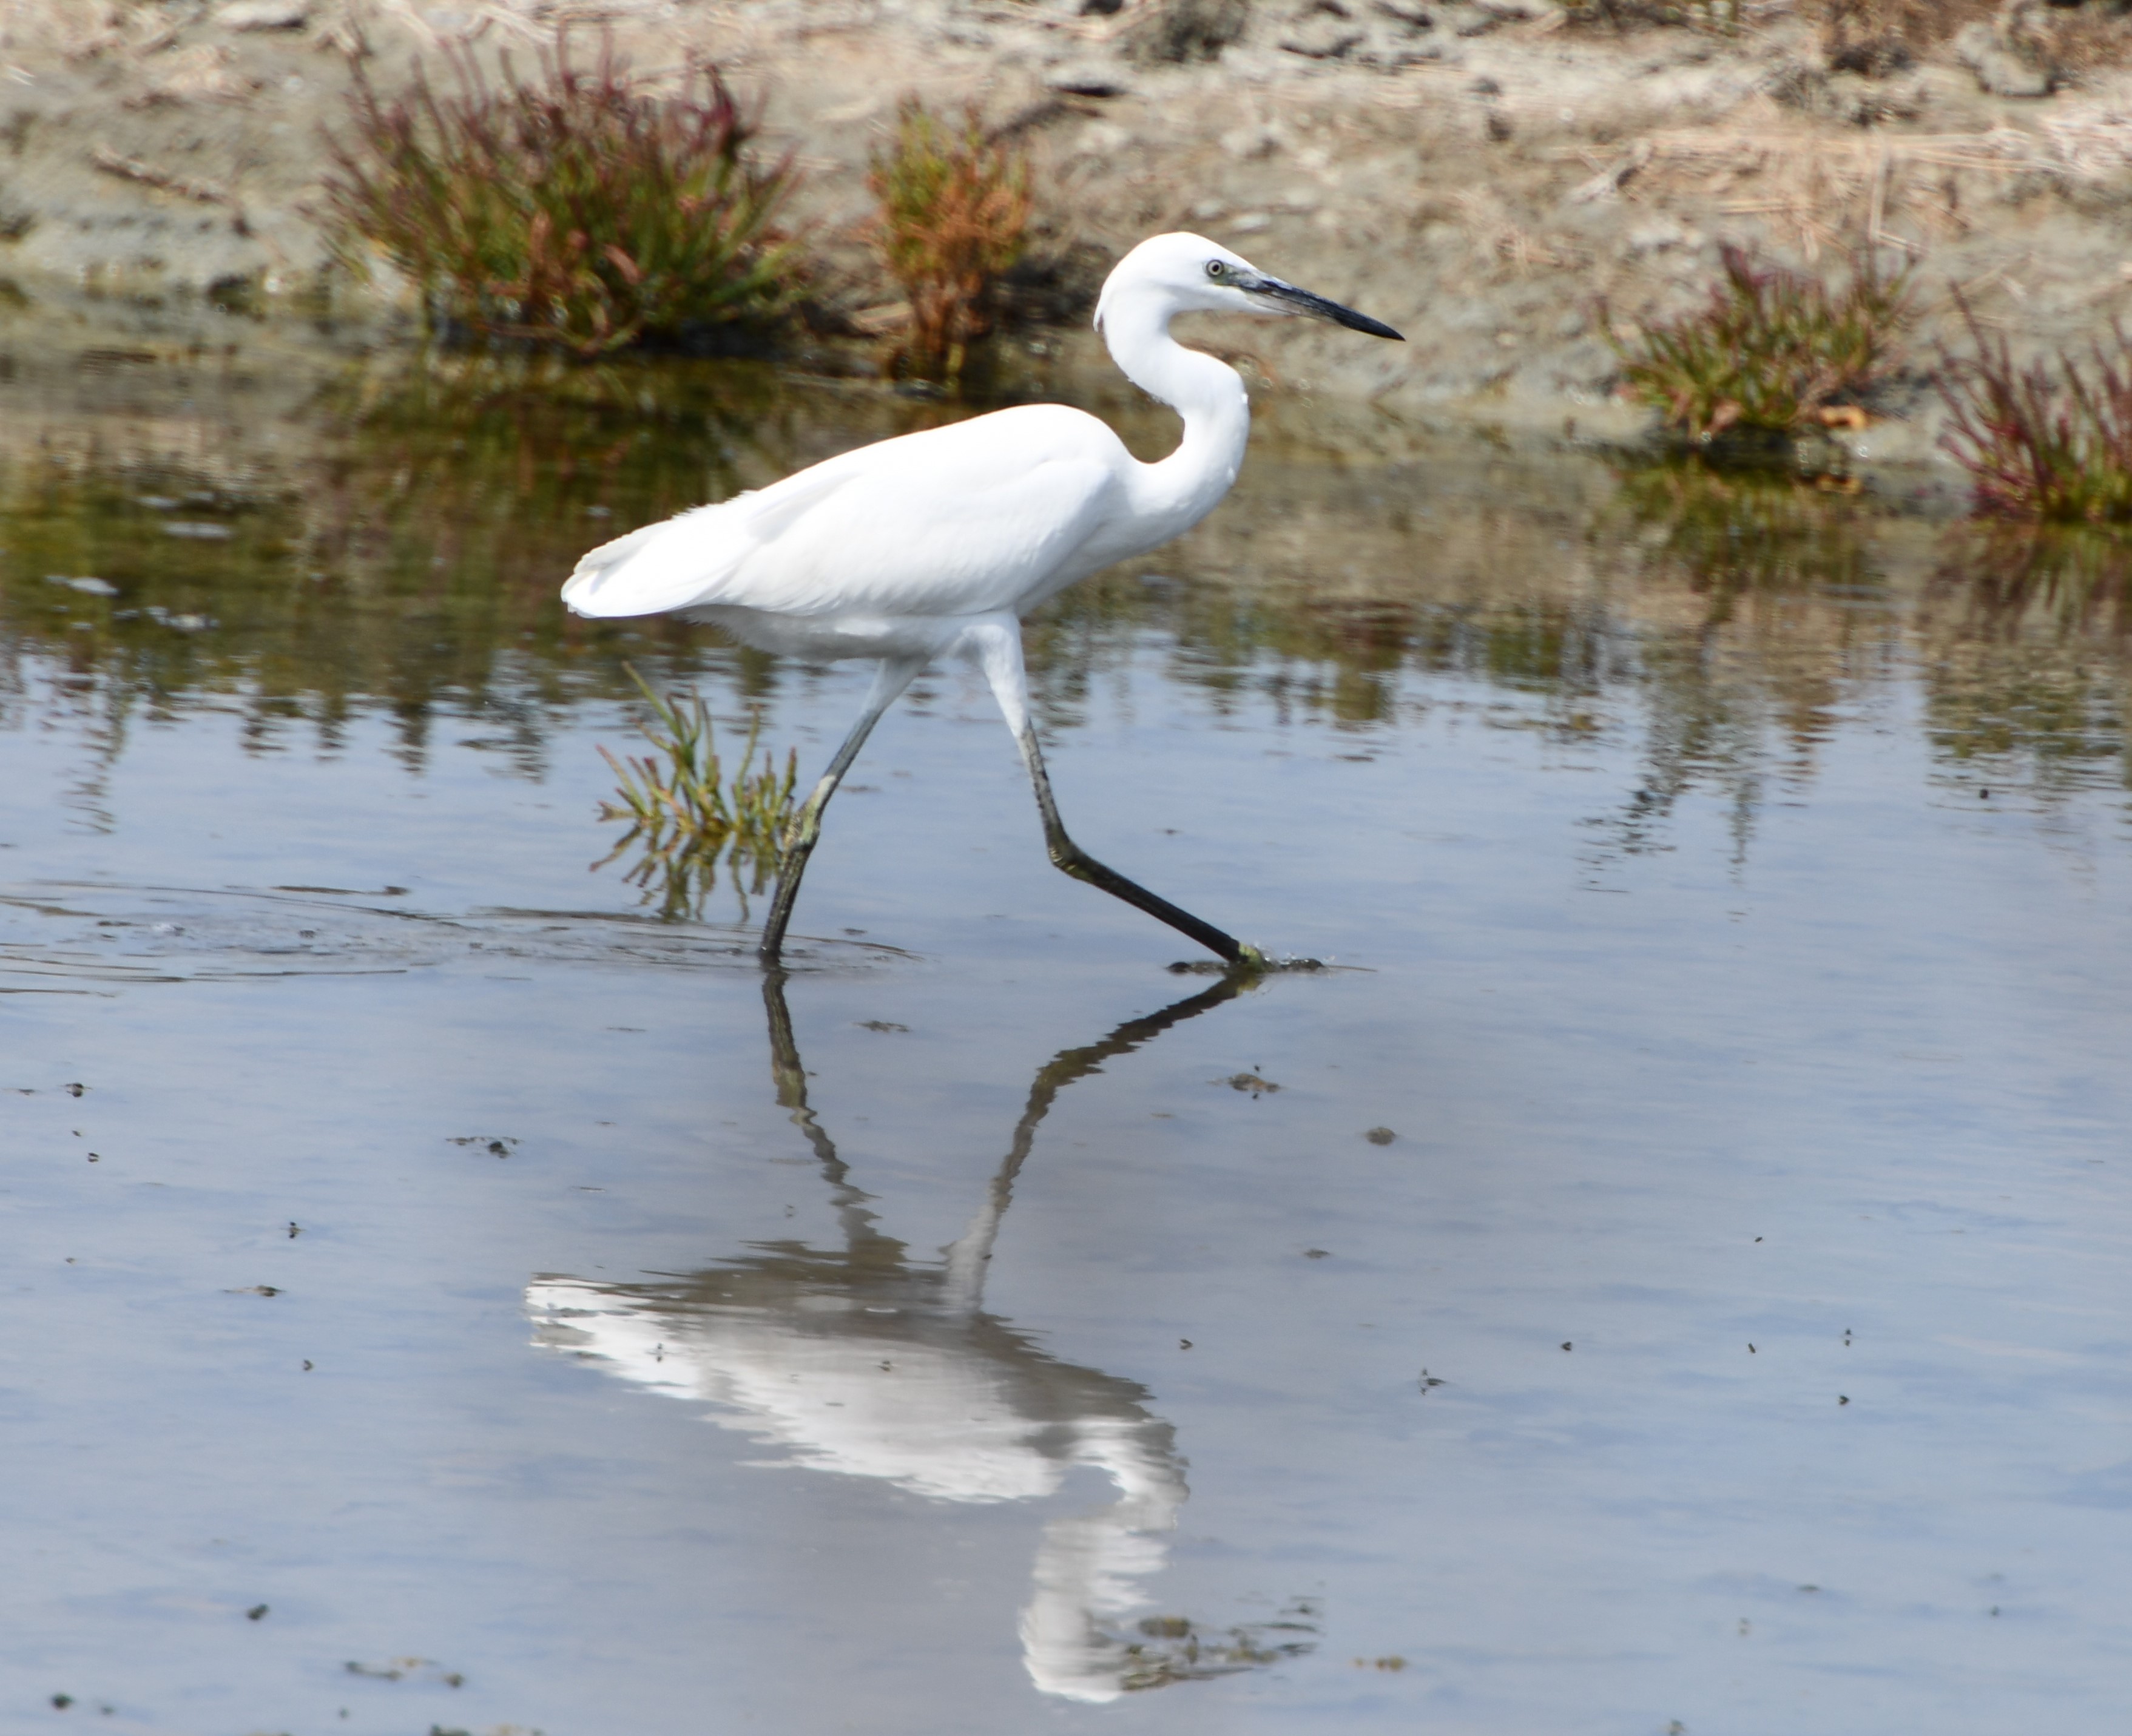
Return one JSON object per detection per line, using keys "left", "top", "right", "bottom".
{"left": 561, "top": 521, "right": 676, "bottom": 618}
{"left": 561, "top": 461, "right": 868, "bottom": 620}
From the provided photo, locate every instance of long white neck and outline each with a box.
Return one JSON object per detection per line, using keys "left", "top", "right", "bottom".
{"left": 1099, "top": 297, "right": 1252, "bottom": 544}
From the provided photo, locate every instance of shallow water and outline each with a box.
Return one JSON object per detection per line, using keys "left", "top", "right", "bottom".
{"left": 2, "top": 320, "right": 2129, "bottom": 1735}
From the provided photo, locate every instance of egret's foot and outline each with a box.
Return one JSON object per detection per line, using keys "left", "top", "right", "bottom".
{"left": 1166, "top": 949, "right": 1323, "bottom": 976}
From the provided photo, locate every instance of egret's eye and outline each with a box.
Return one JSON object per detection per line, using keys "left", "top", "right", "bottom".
{"left": 1206, "top": 260, "right": 1226, "bottom": 278}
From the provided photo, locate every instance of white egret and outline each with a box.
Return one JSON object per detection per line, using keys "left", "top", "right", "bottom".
{"left": 562, "top": 231, "right": 1402, "bottom": 964}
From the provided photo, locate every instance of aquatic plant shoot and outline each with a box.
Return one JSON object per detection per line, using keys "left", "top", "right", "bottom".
{"left": 595, "top": 666, "right": 798, "bottom": 920}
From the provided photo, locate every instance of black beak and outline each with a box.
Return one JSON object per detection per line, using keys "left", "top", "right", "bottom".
{"left": 1249, "top": 275, "right": 1404, "bottom": 341}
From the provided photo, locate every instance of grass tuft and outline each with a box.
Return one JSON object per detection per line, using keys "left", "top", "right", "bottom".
{"left": 323, "top": 36, "right": 800, "bottom": 356}
{"left": 1820, "top": 0, "right": 1998, "bottom": 70}
{"left": 1937, "top": 299, "right": 2132, "bottom": 525}
{"left": 595, "top": 667, "right": 798, "bottom": 920}
{"left": 1560, "top": 1, "right": 1746, "bottom": 30}
{"left": 867, "top": 98, "right": 1031, "bottom": 384}
{"left": 1607, "top": 243, "right": 1914, "bottom": 443}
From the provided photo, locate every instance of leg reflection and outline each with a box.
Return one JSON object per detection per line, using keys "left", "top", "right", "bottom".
{"left": 528, "top": 967, "right": 1315, "bottom": 1701}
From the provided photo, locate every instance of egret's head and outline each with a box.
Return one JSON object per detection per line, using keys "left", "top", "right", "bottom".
{"left": 1095, "top": 231, "right": 1403, "bottom": 341}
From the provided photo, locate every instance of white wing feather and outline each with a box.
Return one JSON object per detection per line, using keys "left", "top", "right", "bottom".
{"left": 561, "top": 405, "right": 1129, "bottom": 623}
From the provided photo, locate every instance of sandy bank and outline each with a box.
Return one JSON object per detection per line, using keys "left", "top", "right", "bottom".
{"left": 3, "top": 1, "right": 2132, "bottom": 473}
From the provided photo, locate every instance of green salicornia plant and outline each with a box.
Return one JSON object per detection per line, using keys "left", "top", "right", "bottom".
{"left": 1608, "top": 243, "right": 1914, "bottom": 441}
{"left": 595, "top": 668, "right": 798, "bottom": 920}
{"left": 868, "top": 98, "right": 1031, "bottom": 383}
{"left": 324, "top": 36, "right": 800, "bottom": 356}
{"left": 1938, "top": 300, "right": 2132, "bottom": 524}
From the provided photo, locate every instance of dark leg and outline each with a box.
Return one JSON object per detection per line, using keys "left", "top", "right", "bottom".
{"left": 1014, "top": 723, "right": 1265, "bottom": 968}
{"left": 959, "top": 615, "right": 1263, "bottom": 967}
{"left": 760, "top": 657, "right": 923, "bottom": 964}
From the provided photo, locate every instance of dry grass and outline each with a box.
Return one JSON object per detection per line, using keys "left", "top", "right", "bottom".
{"left": 1563, "top": 110, "right": 2132, "bottom": 271}
{"left": 1559, "top": 1, "right": 1796, "bottom": 31}
{"left": 867, "top": 98, "right": 1031, "bottom": 385}
{"left": 1821, "top": 0, "right": 2132, "bottom": 76}
{"left": 1820, "top": 0, "right": 1997, "bottom": 72}
{"left": 2049, "top": 8, "right": 2132, "bottom": 78}
{"left": 323, "top": 35, "right": 801, "bottom": 356}
{"left": 1449, "top": 187, "right": 1588, "bottom": 279}
{"left": 1572, "top": 133, "right": 1929, "bottom": 266}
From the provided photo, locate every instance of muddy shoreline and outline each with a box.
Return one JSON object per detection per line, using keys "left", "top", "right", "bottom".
{"left": 4, "top": 2, "right": 2132, "bottom": 473}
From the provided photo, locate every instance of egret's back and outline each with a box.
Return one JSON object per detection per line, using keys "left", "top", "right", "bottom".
{"left": 562, "top": 405, "right": 1135, "bottom": 626}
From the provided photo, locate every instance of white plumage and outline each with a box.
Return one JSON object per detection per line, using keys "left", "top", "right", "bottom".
{"left": 562, "top": 231, "right": 1402, "bottom": 963}
{"left": 567, "top": 407, "right": 1127, "bottom": 653}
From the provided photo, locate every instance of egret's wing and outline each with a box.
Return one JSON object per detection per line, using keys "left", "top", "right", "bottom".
{"left": 562, "top": 407, "right": 1127, "bottom": 622}
{"left": 732, "top": 447, "right": 1120, "bottom": 620}
{"left": 561, "top": 458, "right": 866, "bottom": 618}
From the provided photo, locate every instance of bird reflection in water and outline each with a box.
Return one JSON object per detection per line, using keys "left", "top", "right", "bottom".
{"left": 526, "top": 970, "right": 1318, "bottom": 1701}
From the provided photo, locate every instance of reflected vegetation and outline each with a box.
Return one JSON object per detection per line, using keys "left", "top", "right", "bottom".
{"left": 1605, "top": 467, "right": 2131, "bottom": 799}
{"left": 527, "top": 970, "right": 1318, "bottom": 1701}
{"left": 2, "top": 316, "right": 2128, "bottom": 877}
{"left": 1578, "top": 464, "right": 1898, "bottom": 863}
{"left": 0, "top": 337, "right": 928, "bottom": 775}
{"left": 1920, "top": 524, "right": 2132, "bottom": 789}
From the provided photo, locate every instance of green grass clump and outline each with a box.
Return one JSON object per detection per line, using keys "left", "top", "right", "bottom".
{"left": 868, "top": 98, "right": 1031, "bottom": 384}
{"left": 1608, "top": 243, "right": 1914, "bottom": 442}
{"left": 324, "top": 38, "right": 800, "bottom": 356}
{"left": 595, "top": 668, "right": 798, "bottom": 920}
{"left": 1938, "top": 302, "right": 2132, "bottom": 524}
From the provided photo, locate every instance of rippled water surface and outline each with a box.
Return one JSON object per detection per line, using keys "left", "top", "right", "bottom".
{"left": 2, "top": 313, "right": 2129, "bottom": 1735}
